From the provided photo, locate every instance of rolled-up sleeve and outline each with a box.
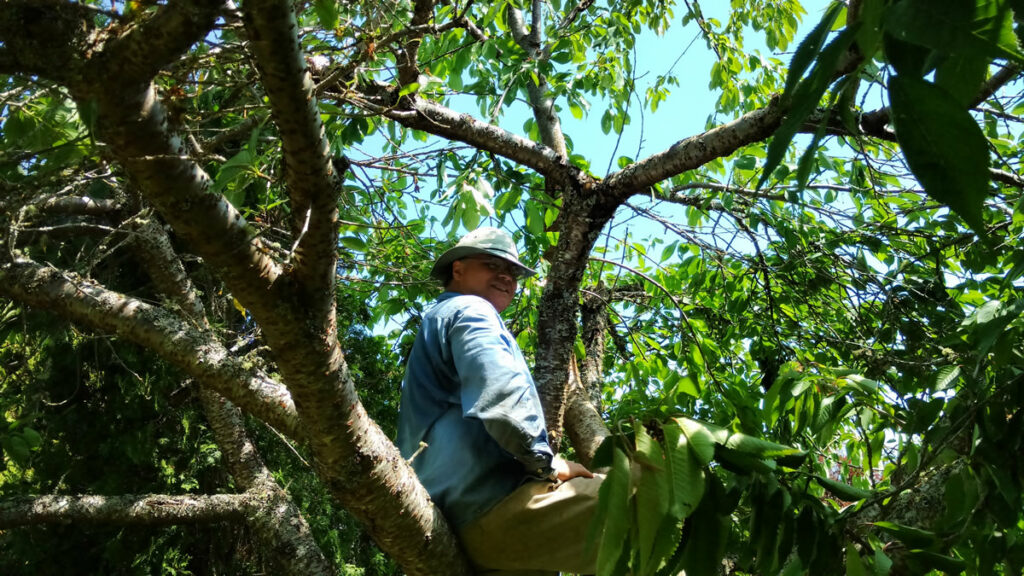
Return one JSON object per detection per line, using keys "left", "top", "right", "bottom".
{"left": 449, "top": 300, "right": 554, "bottom": 472}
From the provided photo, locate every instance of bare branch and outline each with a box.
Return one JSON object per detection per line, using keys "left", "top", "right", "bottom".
{"left": 0, "top": 259, "right": 301, "bottom": 439}
{"left": 241, "top": 0, "right": 342, "bottom": 314}
{"left": 363, "top": 90, "right": 576, "bottom": 182}
{"left": 600, "top": 96, "right": 786, "bottom": 201}
{"left": 199, "top": 389, "right": 333, "bottom": 576}
{"left": 0, "top": 493, "right": 248, "bottom": 528}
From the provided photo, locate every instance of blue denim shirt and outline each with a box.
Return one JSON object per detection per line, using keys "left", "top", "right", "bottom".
{"left": 397, "top": 292, "right": 555, "bottom": 528}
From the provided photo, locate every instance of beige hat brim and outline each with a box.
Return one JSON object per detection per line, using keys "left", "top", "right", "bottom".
{"left": 430, "top": 246, "right": 537, "bottom": 280}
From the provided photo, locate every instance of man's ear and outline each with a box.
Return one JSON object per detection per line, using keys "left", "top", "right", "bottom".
{"left": 450, "top": 259, "right": 464, "bottom": 282}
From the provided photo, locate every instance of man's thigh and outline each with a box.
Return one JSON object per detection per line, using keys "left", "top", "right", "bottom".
{"left": 458, "top": 475, "right": 603, "bottom": 575}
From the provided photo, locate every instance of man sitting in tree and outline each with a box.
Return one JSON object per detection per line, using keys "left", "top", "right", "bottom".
{"left": 398, "top": 227, "right": 602, "bottom": 575}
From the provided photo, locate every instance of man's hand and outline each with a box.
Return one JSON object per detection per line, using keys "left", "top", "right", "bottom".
{"left": 552, "top": 455, "right": 594, "bottom": 481}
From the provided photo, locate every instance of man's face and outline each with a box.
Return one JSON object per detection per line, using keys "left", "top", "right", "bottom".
{"left": 449, "top": 255, "right": 521, "bottom": 312}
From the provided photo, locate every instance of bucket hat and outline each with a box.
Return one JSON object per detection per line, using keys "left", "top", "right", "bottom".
{"left": 429, "top": 227, "right": 537, "bottom": 280}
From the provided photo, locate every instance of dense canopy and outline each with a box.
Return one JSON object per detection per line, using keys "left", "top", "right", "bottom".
{"left": 1, "top": 0, "right": 1023, "bottom": 574}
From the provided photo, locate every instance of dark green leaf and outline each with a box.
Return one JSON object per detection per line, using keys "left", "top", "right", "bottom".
{"left": 872, "top": 521, "right": 939, "bottom": 548}
{"left": 782, "top": 2, "right": 845, "bottom": 96}
{"left": 20, "top": 427, "right": 41, "bottom": 449}
{"left": 313, "top": 0, "right": 339, "bottom": 30}
{"left": 340, "top": 236, "right": 367, "bottom": 252}
{"left": 635, "top": 426, "right": 671, "bottom": 574}
{"left": 846, "top": 543, "right": 868, "bottom": 576}
{"left": 759, "top": 26, "right": 860, "bottom": 189}
{"left": 814, "top": 475, "right": 873, "bottom": 501}
{"left": 889, "top": 75, "right": 989, "bottom": 237}
{"left": 2, "top": 434, "right": 31, "bottom": 467}
{"left": 905, "top": 550, "right": 966, "bottom": 573}
{"left": 663, "top": 424, "right": 706, "bottom": 521}
{"left": 596, "top": 446, "right": 633, "bottom": 576}
{"left": 884, "top": 0, "right": 1024, "bottom": 66}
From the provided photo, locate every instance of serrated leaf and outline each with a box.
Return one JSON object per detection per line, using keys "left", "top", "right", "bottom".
{"left": 673, "top": 418, "right": 715, "bottom": 466}
{"left": 872, "top": 521, "right": 939, "bottom": 548}
{"left": 20, "top": 427, "right": 41, "bottom": 450}
{"left": 814, "top": 475, "right": 873, "bottom": 501}
{"left": 884, "top": 0, "right": 1024, "bottom": 66}
{"left": 635, "top": 427, "right": 670, "bottom": 574}
{"left": 663, "top": 424, "right": 706, "bottom": 521}
{"left": 722, "top": 431, "right": 807, "bottom": 460}
{"left": 596, "top": 446, "right": 633, "bottom": 576}
{"left": 340, "top": 236, "right": 367, "bottom": 252}
{"left": 782, "top": 1, "right": 846, "bottom": 96}
{"left": 889, "top": 75, "right": 989, "bottom": 238}
{"left": 760, "top": 25, "right": 860, "bottom": 189}
{"left": 934, "top": 365, "right": 961, "bottom": 391}
{"left": 2, "top": 435, "right": 31, "bottom": 467}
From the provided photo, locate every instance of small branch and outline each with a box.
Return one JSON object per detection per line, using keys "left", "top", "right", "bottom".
{"left": 589, "top": 256, "right": 723, "bottom": 393}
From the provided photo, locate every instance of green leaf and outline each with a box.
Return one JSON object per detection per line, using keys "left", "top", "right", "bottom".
{"left": 313, "top": 0, "right": 339, "bottom": 30}
{"left": 846, "top": 544, "right": 868, "bottom": 576}
{"left": 678, "top": 477, "right": 728, "bottom": 576}
{"left": 399, "top": 82, "right": 421, "bottom": 97}
{"left": 673, "top": 418, "right": 715, "bottom": 466}
{"left": 526, "top": 202, "right": 545, "bottom": 235}
{"left": 934, "top": 365, "right": 960, "bottom": 392}
{"left": 663, "top": 424, "right": 706, "bottom": 521}
{"left": 884, "top": 0, "right": 1024, "bottom": 66}
{"left": 872, "top": 521, "right": 939, "bottom": 548}
{"left": 596, "top": 446, "right": 633, "bottom": 576}
{"left": 905, "top": 550, "right": 966, "bottom": 573}
{"left": 635, "top": 426, "right": 671, "bottom": 574}
{"left": 340, "top": 236, "right": 367, "bottom": 252}
{"left": 2, "top": 434, "right": 31, "bottom": 467}
{"left": 760, "top": 25, "right": 860, "bottom": 189}
{"left": 720, "top": 430, "right": 807, "bottom": 461}
{"left": 20, "top": 427, "right": 41, "bottom": 450}
{"left": 888, "top": 75, "right": 989, "bottom": 238}
{"left": 814, "top": 475, "right": 873, "bottom": 501}
{"left": 782, "top": 1, "right": 846, "bottom": 96}
{"left": 734, "top": 155, "right": 757, "bottom": 171}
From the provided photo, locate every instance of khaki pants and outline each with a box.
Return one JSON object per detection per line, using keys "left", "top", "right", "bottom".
{"left": 458, "top": 475, "right": 604, "bottom": 576}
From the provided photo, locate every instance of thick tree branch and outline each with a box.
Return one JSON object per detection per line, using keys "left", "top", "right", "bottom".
{"left": 25, "top": 10, "right": 472, "bottom": 571}
{"left": 0, "top": 494, "right": 248, "bottom": 528}
{"left": 127, "top": 214, "right": 209, "bottom": 325}
{"left": 94, "top": 0, "right": 225, "bottom": 86}
{"left": 0, "top": 259, "right": 301, "bottom": 439}
{"left": 241, "top": 0, "right": 343, "bottom": 313}
{"left": 563, "top": 286, "right": 611, "bottom": 465}
{"left": 40, "top": 196, "right": 124, "bottom": 218}
{"left": 0, "top": 0, "right": 96, "bottom": 81}
{"left": 600, "top": 96, "right": 785, "bottom": 201}
{"left": 395, "top": 0, "right": 435, "bottom": 86}
{"left": 70, "top": 79, "right": 288, "bottom": 317}
{"left": 199, "top": 389, "right": 333, "bottom": 576}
